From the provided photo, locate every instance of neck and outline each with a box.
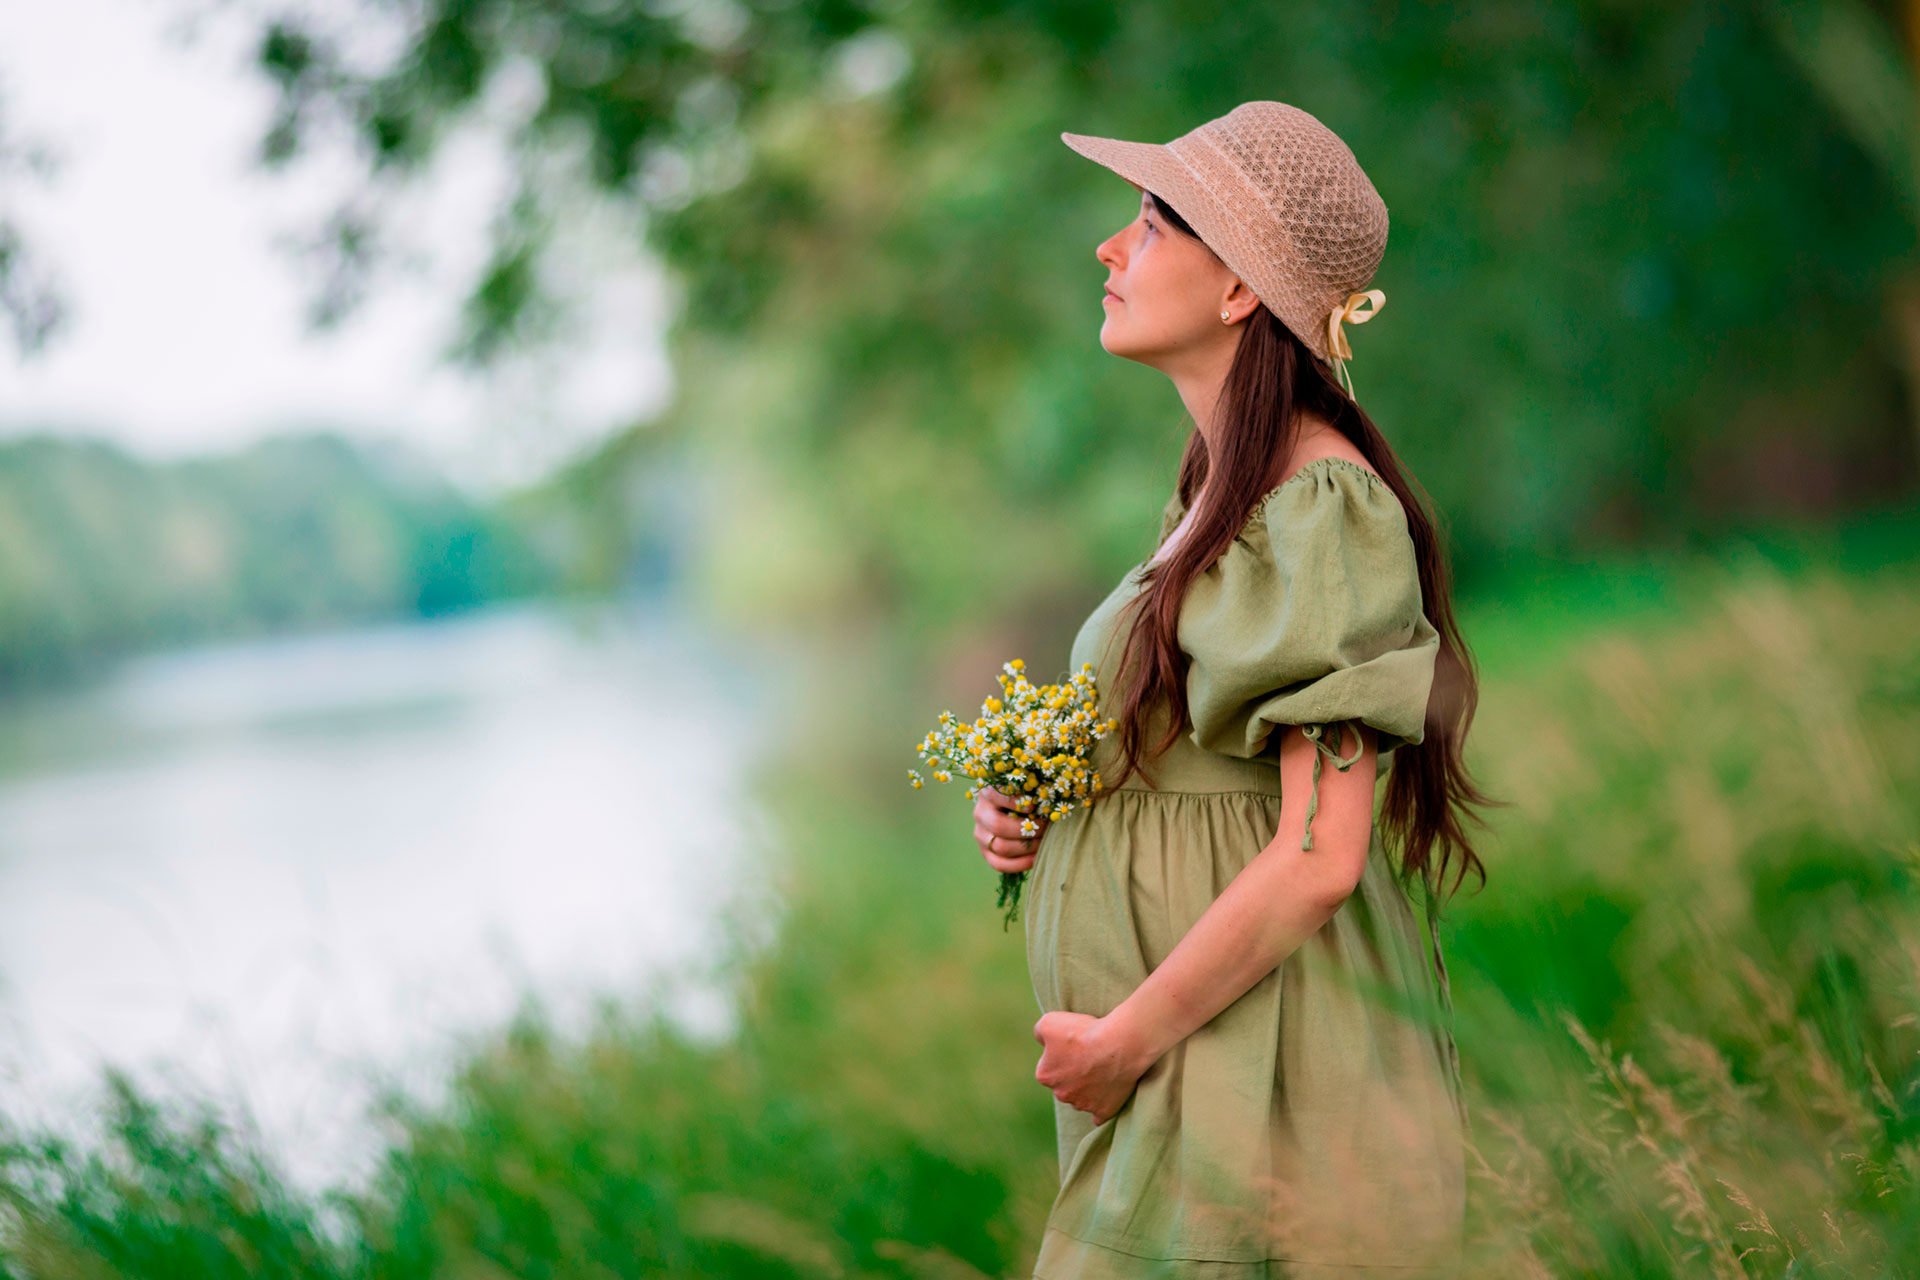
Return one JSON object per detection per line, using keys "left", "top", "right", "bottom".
{"left": 1170, "top": 353, "right": 1234, "bottom": 456}
{"left": 1168, "top": 340, "right": 1337, "bottom": 468}
{"left": 1175, "top": 386, "right": 1343, "bottom": 510}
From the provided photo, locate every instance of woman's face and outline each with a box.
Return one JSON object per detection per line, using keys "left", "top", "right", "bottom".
{"left": 1095, "top": 187, "right": 1245, "bottom": 371}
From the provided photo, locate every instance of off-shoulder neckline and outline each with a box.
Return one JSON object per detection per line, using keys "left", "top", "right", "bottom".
{"left": 1138, "top": 456, "right": 1386, "bottom": 576}
{"left": 1168, "top": 455, "right": 1384, "bottom": 520}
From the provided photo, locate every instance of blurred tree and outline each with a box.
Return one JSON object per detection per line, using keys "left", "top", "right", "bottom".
{"left": 224, "top": 0, "right": 1919, "bottom": 639}
{"left": 0, "top": 431, "right": 554, "bottom": 689}
{"left": 1760, "top": 0, "right": 1920, "bottom": 463}
{"left": 0, "top": 75, "right": 67, "bottom": 355}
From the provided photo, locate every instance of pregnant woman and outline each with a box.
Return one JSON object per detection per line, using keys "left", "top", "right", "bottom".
{"left": 973, "top": 102, "right": 1496, "bottom": 1277}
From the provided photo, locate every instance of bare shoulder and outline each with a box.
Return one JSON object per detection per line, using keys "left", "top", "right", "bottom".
{"left": 1279, "top": 420, "right": 1381, "bottom": 484}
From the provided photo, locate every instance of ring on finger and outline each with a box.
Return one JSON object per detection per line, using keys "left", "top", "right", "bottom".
{"left": 988, "top": 834, "right": 999, "bottom": 856}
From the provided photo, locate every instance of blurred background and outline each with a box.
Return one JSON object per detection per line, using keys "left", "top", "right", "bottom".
{"left": 0, "top": 0, "right": 1916, "bottom": 1275}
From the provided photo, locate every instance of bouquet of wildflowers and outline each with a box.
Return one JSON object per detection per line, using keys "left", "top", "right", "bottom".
{"left": 909, "top": 659, "right": 1117, "bottom": 929}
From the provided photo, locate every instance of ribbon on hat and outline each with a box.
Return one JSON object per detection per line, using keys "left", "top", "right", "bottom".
{"left": 1325, "top": 288, "right": 1385, "bottom": 397}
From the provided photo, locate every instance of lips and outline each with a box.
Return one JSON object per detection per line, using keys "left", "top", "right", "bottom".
{"left": 1103, "top": 288, "right": 1121, "bottom": 302}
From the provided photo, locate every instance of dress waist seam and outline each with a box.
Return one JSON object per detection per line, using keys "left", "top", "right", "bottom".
{"left": 1105, "top": 785, "right": 1283, "bottom": 800}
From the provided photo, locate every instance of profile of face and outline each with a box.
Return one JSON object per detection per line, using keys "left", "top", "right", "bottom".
{"left": 1095, "top": 186, "right": 1253, "bottom": 372}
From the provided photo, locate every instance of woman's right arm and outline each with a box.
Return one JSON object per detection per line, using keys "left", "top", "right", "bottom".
{"left": 972, "top": 786, "right": 1049, "bottom": 873}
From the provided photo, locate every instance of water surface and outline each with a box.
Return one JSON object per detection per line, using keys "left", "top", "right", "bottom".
{"left": 0, "top": 599, "right": 795, "bottom": 1191}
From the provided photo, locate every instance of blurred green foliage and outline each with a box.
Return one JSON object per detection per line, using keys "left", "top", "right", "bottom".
{"left": 0, "top": 432, "right": 551, "bottom": 689}
{"left": 249, "top": 0, "right": 1918, "bottom": 638}
{"left": 3, "top": 515, "right": 1918, "bottom": 1277}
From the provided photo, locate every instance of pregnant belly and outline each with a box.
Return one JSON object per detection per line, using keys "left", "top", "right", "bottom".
{"left": 1022, "top": 789, "right": 1282, "bottom": 1019}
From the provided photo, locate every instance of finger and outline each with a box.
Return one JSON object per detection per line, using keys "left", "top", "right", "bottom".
{"left": 976, "top": 821, "right": 1031, "bottom": 850}
{"left": 994, "top": 806, "right": 1048, "bottom": 835}
{"left": 976, "top": 831, "right": 1032, "bottom": 871}
{"left": 990, "top": 812, "right": 1043, "bottom": 840}
{"left": 990, "top": 829, "right": 1043, "bottom": 855}
{"left": 990, "top": 828, "right": 1041, "bottom": 854}
{"left": 987, "top": 789, "right": 1039, "bottom": 817}
{"left": 983, "top": 832, "right": 1044, "bottom": 871}
{"left": 981, "top": 834, "right": 1037, "bottom": 873}
{"left": 983, "top": 814, "right": 1027, "bottom": 839}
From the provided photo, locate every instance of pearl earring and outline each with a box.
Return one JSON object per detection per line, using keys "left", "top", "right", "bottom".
{"left": 1221, "top": 310, "right": 1231, "bottom": 323}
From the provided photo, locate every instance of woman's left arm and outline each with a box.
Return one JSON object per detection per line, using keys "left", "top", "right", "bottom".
{"left": 1033, "top": 720, "right": 1379, "bottom": 1121}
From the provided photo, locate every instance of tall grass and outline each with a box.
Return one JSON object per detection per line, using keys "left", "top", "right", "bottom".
{"left": 2, "top": 528, "right": 1918, "bottom": 1278}
{"left": 1450, "top": 556, "right": 1920, "bottom": 1277}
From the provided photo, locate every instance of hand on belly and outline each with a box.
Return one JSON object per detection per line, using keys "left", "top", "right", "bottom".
{"left": 1033, "top": 1010, "right": 1153, "bottom": 1125}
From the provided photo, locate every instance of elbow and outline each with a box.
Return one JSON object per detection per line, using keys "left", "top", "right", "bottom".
{"left": 1304, "top": 842, "right": 1369, "bottom": 916}
{"left": 1316, "top": 870, "right": 1364, "bottom": 917}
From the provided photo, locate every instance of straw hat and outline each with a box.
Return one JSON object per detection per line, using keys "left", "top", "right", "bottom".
{"left": 1062, "top": 101, "right": 1389, "bottom": 393}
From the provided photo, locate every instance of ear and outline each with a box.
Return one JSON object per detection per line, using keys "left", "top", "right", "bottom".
{"left": 1219, "top": 277, "right": 1259, "bottom": 324}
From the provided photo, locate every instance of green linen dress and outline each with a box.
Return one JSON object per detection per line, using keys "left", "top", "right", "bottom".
{"left": 1024, "top": 456, "right": 1467, "bottom": 1278}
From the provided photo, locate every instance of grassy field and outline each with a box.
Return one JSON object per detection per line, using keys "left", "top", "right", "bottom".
{"left": 3, "top": 504, "right": 1918, "bottom": 1279}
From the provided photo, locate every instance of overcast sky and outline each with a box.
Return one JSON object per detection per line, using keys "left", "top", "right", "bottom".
{"left": 0, "top": 0, "right": 676, "bottom": 494}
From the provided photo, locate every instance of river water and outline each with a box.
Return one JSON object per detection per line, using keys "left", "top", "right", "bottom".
{"left": 0, "top": 598, "right": 797, "bottom": 1193}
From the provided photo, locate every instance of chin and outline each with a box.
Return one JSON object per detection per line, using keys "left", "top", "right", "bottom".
{"left": 1098, "top": 327, "right": 1154, "bottom": 365}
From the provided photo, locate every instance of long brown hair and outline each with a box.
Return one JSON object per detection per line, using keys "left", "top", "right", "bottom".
{"left": 1102, "top": 190, "right": 1501, "bottom": 901}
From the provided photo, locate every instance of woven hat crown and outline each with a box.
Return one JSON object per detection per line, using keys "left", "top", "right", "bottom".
{"left": 1062, "top": 101, "right": 1389, "bottom": 371}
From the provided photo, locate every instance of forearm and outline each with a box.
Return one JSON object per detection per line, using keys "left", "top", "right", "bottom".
{"left": 1102, "top": 723, "right": 1378, "bottom": 1071}
{"left": 1104, "top": 836, "right": 1353, "bottom": 1069}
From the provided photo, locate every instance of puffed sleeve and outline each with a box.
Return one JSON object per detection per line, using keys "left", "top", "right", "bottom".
{"left": 1180, "top": 461, "right": 1440, "bottom": 851}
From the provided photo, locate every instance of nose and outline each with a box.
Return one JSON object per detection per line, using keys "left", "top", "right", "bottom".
{"left": 1096, "top": 225, "right": 1125, "bottom": 273}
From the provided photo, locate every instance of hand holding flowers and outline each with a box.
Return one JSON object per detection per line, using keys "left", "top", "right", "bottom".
{"left": 909, "top": 659, "right": 1116, "bottom": 929}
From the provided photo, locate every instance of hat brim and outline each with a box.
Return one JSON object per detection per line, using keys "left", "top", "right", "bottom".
{"left": 1060, "top": 132, "right": 1193, "bottom": 205}
{"left": 1059, "top": 131, "right": 1232, "bottom": 280}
